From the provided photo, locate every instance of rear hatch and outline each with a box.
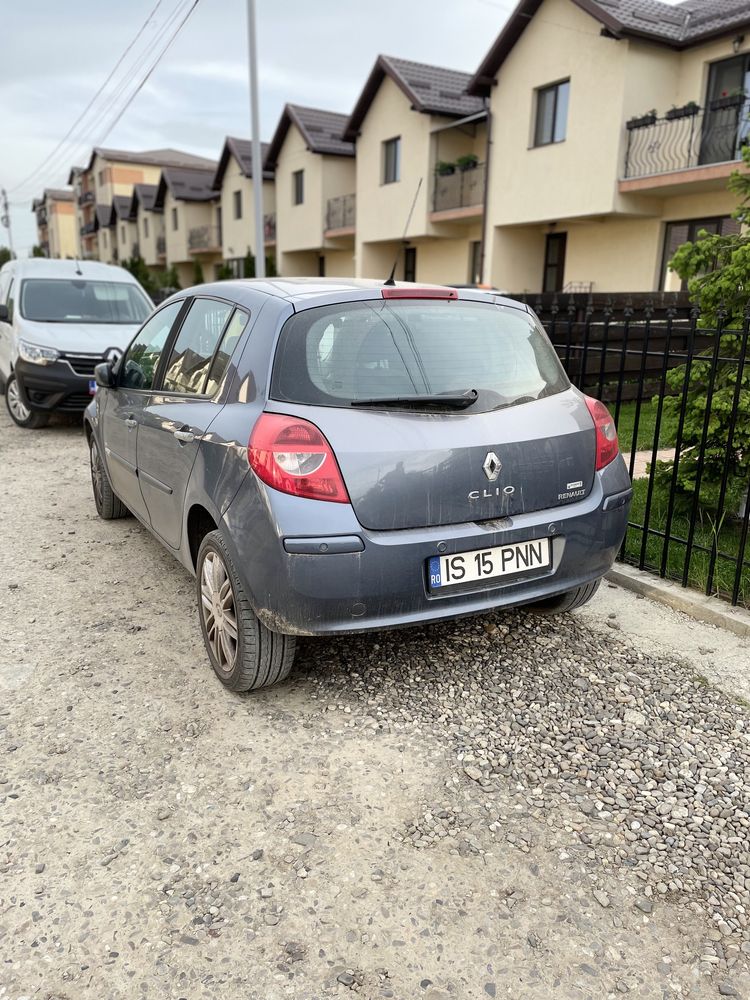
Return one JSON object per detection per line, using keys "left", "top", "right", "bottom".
{"left": 269, "top": 294, "right": 596, "bottom": 531}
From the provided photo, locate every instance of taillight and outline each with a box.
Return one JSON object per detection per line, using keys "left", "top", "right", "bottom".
{"left": 584, "top": 396, "right": 619, "bottom": 470}
{"left": 248, "top": 413, "right": 350, "bottom": 504}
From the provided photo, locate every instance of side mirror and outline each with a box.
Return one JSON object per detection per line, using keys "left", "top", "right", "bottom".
{"left": 94, "top": 361, "right": 116, "bottom": 389}
{"left": 0, "top": 304, "right": 9, "bottom": 323}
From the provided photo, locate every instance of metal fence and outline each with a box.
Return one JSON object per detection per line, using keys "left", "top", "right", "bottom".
{"left": 528, "top": 296, "right": 750, "bottom": 607}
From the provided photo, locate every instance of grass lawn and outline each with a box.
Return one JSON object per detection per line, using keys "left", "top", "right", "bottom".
{"left": 622, "top": 478, "right": 749, "bottom": 609}
{"left": 613, "top": 398, "right": 678, "bottom": 453}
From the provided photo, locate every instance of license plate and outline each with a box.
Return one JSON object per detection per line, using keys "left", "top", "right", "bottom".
{"left": 428, "top": 538, "right": 551, "bottom": 590}
{"left": 88, "top": 379, "right": 97, "bottom": 395}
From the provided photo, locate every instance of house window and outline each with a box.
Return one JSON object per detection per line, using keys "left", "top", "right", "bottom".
{"left": 292, "top": 170, "right": 304, "bottom": 205}
{"left": 534, "top": 80, "right": 570, "bottom": 147}
{"left": 98, "top": 169, "right": 105, "bottom": 186}
{"left": 403, "top": 246, "right": 416, "bottom": 282}
{"left": 543, "top": 232, "right": 567, "bottom": 292}
{"left": 102, "top": 231, "right": 108, "bottom": 249}
{"left": 144, "top": 217, "right": 149, "bottom": 238}
{"left": 233, "top": 190, "right": 242, "bottom": 220}
{"left": 121, "top": 225, "right": 126, "bottom": 243}
{"left": 660, "top": 216, "right": 741, "bottom": 289}
{"left": 383, "top": 137, "right": 401, "bottom": 184}
{"left": 172, "top": 207, "right": 178, "bottom": 230}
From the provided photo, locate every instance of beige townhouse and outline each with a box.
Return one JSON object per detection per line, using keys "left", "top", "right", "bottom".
{"left": 31, "top": 189, "right": 77, "bottom": 258}
{"left": 69, "top": 147, "right": 215, "bottom": 261}
{"left": 154, "top": 165, "right": 221, "bottom": 288}
{"left": 111, "top": 195, "right": 138, "bottom": 265}
{"left": 468, "top": 0, "right": 750, "bottom": 293}
{"left": 213, "top": 137, "right": 275, "bottom": 276}
{"left": 343, "top": 55, "right": 487, "bottom": 284}
{"left": 129, "top": 183, "right": 166, "bottom": 272}
{"left": 265, "top": 105, "right": 356, "bottom": 276}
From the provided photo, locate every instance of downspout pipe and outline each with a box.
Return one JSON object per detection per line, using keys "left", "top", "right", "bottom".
{"left": 478, "top": 95, "right": 492, "bottom": 285}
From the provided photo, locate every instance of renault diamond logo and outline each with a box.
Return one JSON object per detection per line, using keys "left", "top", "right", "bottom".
{"left": 483, "top": 451, "right": 502, "bottom": 482}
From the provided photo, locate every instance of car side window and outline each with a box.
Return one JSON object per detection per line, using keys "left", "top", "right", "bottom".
{"left": 161, "top": 298, "right": 233, "bottom": 395}
{"left": 120, "top": 301, "right": 183, "bottom": 390}
{"left": 204, "top": 308, "right": 249, "bottom": 396}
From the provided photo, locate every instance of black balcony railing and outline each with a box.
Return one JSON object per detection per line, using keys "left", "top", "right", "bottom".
{"left": 78, "top": 190, "right": 94, "bottom": 206}
{"left": 81, "top": 221, "right": 96, "bottom": 236}
{"left": 156, "top": 235, "right": 166, "bottom": 256}
{"left": 36, "top": 210, "right": 48, "bottom": 226}
{"left": 432, "top": 163, "right": 485, "bottom": 212}
{"left": 326, "top": 193, "right": 355, "bottom": 231}
{"left": 188, "top": 225, "right": 221, "bottom": 252}
{"left": 263, "top": 212, "right": 276, "bottom": 243}
{"left": 623, "top": 100, "right": 750, "bottom": 179}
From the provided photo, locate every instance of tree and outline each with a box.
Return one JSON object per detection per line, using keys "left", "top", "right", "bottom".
{"left": 31, "top": 244, "right": 46, "bottom": 258}
{"left": 658, "top": 145, "right": 750, "bottom": 513}
{"left": 0, "top": 247, "right": 11, "bottom": 267}
{"left": 215, "top": 262, "right": 233, "bottom": 280}
{"left": 243, "top": 250, "right": 255, "bottom": 278}
{"left": 122, "top": 254, "right": 158, "bottom": 298}
{"left": 192, "top": 260, "right": 204, "bottom": 285}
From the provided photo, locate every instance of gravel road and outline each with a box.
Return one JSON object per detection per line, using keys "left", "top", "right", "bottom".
{"left": 1, "top": 408, "right": 750, "bottom": 1000}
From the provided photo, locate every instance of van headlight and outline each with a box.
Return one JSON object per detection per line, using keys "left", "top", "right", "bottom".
{"left": 18, "top": 340, "right": 60, "bottom": 365}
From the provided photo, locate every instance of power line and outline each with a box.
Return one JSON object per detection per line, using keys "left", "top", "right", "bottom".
{"left": 8, "top": 0, "right": 166, "bottom": 195}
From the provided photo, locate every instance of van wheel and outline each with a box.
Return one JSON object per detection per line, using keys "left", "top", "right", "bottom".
{"left": 196, "top": 530, "right": 296, "bottom": 692}
{"left": 5, "top": 374, "right": 49, "bottom": 428}
{"left": 90, "top": 435, "right": 129, "bottom": 519}
{"left": 526, "top": 578, "right": 601, "bottom": 615}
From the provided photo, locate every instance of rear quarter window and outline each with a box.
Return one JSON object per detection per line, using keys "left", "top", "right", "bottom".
{"left": 270, "top": 298, "right": 569, "bottom": 412}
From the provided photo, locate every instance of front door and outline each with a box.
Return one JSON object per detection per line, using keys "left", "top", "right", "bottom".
{"left": 138, "top": 298, "right": 249, "bottom": 549}
{"left": 543, "top": 232, "right": 567, "bottom": 292}
{"left": 100, "top": 300, "right": 185, "bottom": 520}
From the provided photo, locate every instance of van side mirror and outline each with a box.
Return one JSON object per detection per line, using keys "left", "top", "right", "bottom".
{"left": 0, "top": 304, "right": 9, "bottom": 322}
{"left": 94, "top": 361, "right": 117, "bottom": 388}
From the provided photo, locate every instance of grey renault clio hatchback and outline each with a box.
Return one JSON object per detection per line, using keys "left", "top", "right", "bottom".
{"left": 85, "top": 279, "right": 632, "bottom": 691}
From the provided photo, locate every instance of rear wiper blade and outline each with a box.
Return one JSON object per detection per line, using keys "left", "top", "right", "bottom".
{"left": 351, "top": 389, "right": 479, "bottom": 410}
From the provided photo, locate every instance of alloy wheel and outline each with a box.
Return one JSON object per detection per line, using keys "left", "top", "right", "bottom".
{"left": 200, "top": 550, "right": 239, "bottom": 673}
{"left": 7, "top": 378, "right": 30, "bottom": 424}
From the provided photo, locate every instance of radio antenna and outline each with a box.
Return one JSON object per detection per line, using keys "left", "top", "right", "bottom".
{"left": 384, "top": 177, "right": 423, "bottom": 286}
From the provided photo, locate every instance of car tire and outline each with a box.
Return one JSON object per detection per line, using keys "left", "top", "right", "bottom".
{"left": 526, "top": 578, "right": 602, "bottom": 615}
{"left": 89, "top": 435, "right": 129, "bottom": 519}
{"left": 196, "top": 529, "right": 297, "bottom": 692}
{"left": 5, "top": 373, "right": 50, "bottom": 429}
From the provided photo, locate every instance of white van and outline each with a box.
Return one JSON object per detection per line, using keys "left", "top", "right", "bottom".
{"left": 0, "top": 258, "right": 153, "bottom": 428}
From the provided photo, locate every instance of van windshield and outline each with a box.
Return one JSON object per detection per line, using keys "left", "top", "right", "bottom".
{"left": 19, "top": 279, "right": 152, "bottom": 324}
{"left": 270, "top": 298, "right": 569, "bottom": 412}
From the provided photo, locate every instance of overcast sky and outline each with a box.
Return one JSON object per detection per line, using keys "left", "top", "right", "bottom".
{"left": 1, "top": 0, "right": 680, "bottom": 254}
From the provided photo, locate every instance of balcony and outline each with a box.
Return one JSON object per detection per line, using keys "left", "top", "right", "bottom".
{"left": 325, "top": 194, "right": 355, "bottom": 234}
{"left": 263, "top": 213, "right": 276, "bottom": 244}
{"left": 81, "top": 221, "right": 96, "bottom": 236}
{"left": 78, "top": 190, "right": 94, "bottom": 206}
{"left": 36, "top": 209, "right": 48, "bottom": 226}
{"left": 431, "top": 162, "right": 485, "bottom": 220}
{"left": 156, "top": 235, "right": 166, "bottom": 257}
{"left": 621, "top": 99, "right": 750, "bottom": 193}
{"left": 188, "top": 225, "right": 221, "bottom": 253}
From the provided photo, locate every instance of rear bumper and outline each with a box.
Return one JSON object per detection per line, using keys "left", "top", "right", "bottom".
{"left": 15, "top": 359, "right": 95, "bottom": 413}
{"left": 221, "top": 458, "right": 632, "bottom": 636}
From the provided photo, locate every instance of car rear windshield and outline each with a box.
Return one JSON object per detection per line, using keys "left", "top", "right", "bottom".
{"left": 270, "top": 298, "right": 569, "bottom": 411}
{"left": 19, "top": 279, "right": 151, "bottom": 324}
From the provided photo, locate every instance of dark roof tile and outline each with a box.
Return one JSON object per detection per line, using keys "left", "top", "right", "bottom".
{"left": 344, "top": 55, "right": 485, "bottom": 140}
{"left": 212, "top": 137, "right": 273, "bottom": 189}
{"left": 154, "top": 166, "right": 219, "bottom": 207}
{"left": 265, "top": 105, "right": 354, "bottom": 168}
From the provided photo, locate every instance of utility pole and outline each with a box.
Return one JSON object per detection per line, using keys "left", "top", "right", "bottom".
{"left": 246, "top": 0, "right": 265, "bottom": 279}
{"left": 1, "top": 188, "right": 15, "bottom": 258}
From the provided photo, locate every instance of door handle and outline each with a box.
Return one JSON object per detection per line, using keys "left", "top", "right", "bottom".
{"left": 173, "top": 428, "right": 197, "bottom": 444}
{"left": 124, "top": 416, "right": 137, "bottom": 429}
